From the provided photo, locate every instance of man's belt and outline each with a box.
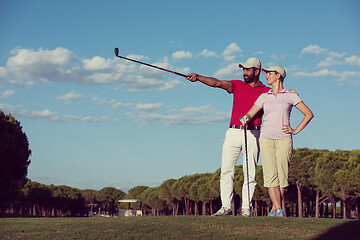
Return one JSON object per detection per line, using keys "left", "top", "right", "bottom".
{"left": 229, "top": 125, "right": 261, "bottom": 130}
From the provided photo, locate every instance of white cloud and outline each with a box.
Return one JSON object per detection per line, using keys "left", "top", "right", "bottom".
{"left": 87, "top": 72, "right": 118, "bottom": 84}
{"left": 224, "top": 55, "right": 236, "bottom": 62}
{"left": 181, "top": 105, "right": 214, "bottom": 114}
{"left": 132, "top": 103, "right": 229, "bottom": 126}
{"left": 111, "top": 102, "right": 129, "bottom": 109}
{"left": 293, "top": 69, "right": 339, "bottom": 77}
{"left": 82, "top": 56, "right": 112, "bottom": 70}
{"left": 270, "top": 54, "right": 288, "bottom": 60}
{"left": 270, "top": 54, "right": 279, "bottom": 60}
{"left": 345, "top": 55, "right": 360, "bottom": 68}
{"left": 293, "top": 69, "right": 360, "bottom": 84}
{"left": 159, "top": 79, "right": 182, "bottom": 91}
{"left": 126, "top": 75, "right": 164, "bottom": 91}
{"left": 57, "top": 91, "right": 85, "bottom": 103}
{"left": 317, "top": 57, "right": 342, "bottom": 68}
{"left": 263, "top": 61, "right": 276, "bottom": 68}
{"left": 287, "top": 65, "right": 302, "bottom": 72}
{"left": 126, "top": 54, "right": 148, "bottom": 61}
{"left": 176, "top": 66, "right": 190, "bottom": 74}
{"left": 299, "top": 52, "right": 360, "bottom": 69}
{"left": 136, "top": 106, "right": 229, "bottom": 126}
{"left": 0, "top": 67, "right": 6, "bottom": 78}
{"left": 0, "top": 89, "right": 15, "bottom": 99}
{"left": 1, "top": 47, "right": 75, "bottom": 86}
{"left": 199, "top": 49, "right": 218, "bottom": 58}
{"left": 172, "top": 50, "right": 193, "bottom": 59}
{"left": 1, "top": 101, "right": 230, "bottom": 126}
{"left": 64, "top": 115, "right": 113, "bottom": 122}
{"left": 4, "top": 106, "right": 61, "bottom": 121}
{"left": 223, "top": 43, "right": 242, "bottom": 56}
{"left": 299, "top": 45, "right": 345, "bottom": 58}
{"left": 148, "top": 57, "right": 174, "bottom": 75}
{"left": 0, "top": 104, "right": 23, "bottom": 115}
{"left": 214, "top": 63, "right": 242, "bottom": 78}
{"left": 0, "top": 47, "right": 179, "bottom": 91}
{"left": 28, "top": 109, "right": 59, "bottom": 120}
{"left": 136, "top": 103, "right": 163, "bottom": 112}
{"left": 222, "top": 43, "right": 243, "bottom": 61}
{"left": 8, "top": 47, "right": 73, "bottom": 67}
{"left": 300, "top": 45, "right": 327, "bottom": 56}
{"left": 92, "top": 97, "right": 113, "bottom": 105}
{"left": 0, "top": 103, "right": 114, "bottom": 122}
{"left": 91, "top": 97, "right": 132, "bottom": 109}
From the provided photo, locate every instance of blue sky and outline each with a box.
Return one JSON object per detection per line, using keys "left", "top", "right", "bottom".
{"left": 1, "top": 0, "right": 359, "bottom": 192}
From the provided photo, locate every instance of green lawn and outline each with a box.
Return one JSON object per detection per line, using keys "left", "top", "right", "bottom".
{"left": 1, "top": 216, "right": 359, "bottom": 240}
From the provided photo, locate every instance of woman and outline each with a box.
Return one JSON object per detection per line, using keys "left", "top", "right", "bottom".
{"left": 240, "top": 65, "right": 313, "bottom": 217}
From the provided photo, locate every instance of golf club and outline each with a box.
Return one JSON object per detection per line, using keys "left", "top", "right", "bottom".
{"left": 114, "top": 48, "right": 187, "bottom": 78}
{"left": 243, "top": 124, "right": 251, "bottom": 215}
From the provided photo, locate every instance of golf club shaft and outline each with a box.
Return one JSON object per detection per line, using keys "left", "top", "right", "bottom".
{"left": 244, "top": 125, "right": 251, "bottom": 212}
{"left": 114, "top": 48, "right": 187, "bottom": 78}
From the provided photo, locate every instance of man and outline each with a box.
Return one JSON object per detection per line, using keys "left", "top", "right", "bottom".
{"left": 187, "top": 57, "right": 270, "bottom": 216}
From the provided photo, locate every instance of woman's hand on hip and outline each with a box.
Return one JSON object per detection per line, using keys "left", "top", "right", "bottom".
{"left": 282, "top": 125, "right": 296, "bottom": 135}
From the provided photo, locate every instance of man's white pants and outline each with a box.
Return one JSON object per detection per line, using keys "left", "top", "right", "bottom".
{"left": 220, "top": 128, "right": 260, "bottom": 210}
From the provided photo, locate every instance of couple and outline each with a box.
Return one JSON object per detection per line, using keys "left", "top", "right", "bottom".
{"left": 186, "top": 57, "right": 313, "bottom": 217}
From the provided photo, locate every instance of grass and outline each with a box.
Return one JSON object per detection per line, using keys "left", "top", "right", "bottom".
{"left": 1, "top": 216, "right": 359, "bottom": 240}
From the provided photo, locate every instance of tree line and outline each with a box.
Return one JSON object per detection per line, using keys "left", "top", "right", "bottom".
{"left": 1, "top": 109, "right": 359, "bottom": 218}
{"left": 1, "top": 149, "right": 359, "bottom": 219}
{"left": 124, "top": 148, "right": 360, "bottom": 219}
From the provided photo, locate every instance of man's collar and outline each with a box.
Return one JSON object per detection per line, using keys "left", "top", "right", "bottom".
{"left": 243, "top": 80, "right": 266, "bottom": 88}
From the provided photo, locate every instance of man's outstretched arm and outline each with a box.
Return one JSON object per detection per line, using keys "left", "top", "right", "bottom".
{"left": 187, "top": 73, "right": 232, "bottom": 93}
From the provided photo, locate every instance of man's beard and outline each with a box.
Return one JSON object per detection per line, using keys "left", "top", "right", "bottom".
{"left": 244, "top": 74, "right": 256, "bottom": 83}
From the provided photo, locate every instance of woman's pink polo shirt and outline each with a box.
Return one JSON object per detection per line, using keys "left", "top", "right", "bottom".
{"left": 255, "top": 88, "right": 302, "bottom": 140}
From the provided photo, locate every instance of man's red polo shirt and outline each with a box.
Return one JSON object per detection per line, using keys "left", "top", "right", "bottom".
{"left": 229, "top": 80, "right": 270, "bottom": 127}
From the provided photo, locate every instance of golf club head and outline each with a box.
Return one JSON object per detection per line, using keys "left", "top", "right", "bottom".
{"left": 114, "top": 48, "right": 119, "bottom": 57}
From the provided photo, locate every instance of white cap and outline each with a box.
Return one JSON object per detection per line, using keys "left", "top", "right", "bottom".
{"left": 261, "top": 65, "right": 286, "bottom": 78}
{"left": 238, "top": 57, "right": 261, "bottom": 69}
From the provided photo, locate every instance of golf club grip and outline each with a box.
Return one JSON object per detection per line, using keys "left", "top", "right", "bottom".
{"left": 114, "top": 48, "right": 187, "bottom": 78}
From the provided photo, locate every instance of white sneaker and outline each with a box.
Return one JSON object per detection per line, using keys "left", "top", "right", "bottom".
{"left": 241, "top": 209, "right": 251, "bottom": 217}
{"left": 212, "top": 207, "right": 232, "bottom": 216}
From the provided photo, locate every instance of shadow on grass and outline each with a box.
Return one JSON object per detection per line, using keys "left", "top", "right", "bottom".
{"left": 0, "top": 213, "right": 32, "bottom": 218}
{"left": 312, "top": 221, "right": 360, "bottom": 240}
